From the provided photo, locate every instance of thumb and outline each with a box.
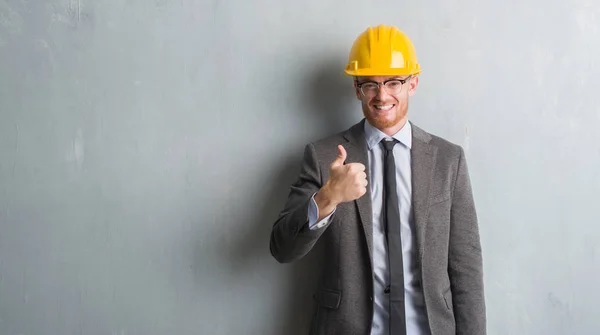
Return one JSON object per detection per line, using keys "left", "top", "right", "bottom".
{"left": 331, "top": 145, "right": 347, "bottom": 168}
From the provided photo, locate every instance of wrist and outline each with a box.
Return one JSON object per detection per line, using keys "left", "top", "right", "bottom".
{"left": 315, "top": 185, "right": 339, "bottom": 209}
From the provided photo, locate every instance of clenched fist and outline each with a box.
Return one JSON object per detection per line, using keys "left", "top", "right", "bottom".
{"left": 314, "top": 145, "right": 368, "bottom": 220}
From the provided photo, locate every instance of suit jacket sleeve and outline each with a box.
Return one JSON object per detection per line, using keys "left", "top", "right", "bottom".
{"left": 269, "top": 143, "right": 332, "bottom": 263}
{"left": 449, "top": 147, "right": 486, "bottom": 334}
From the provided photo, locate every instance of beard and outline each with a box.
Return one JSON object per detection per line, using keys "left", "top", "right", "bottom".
{"left": 362, "top": 101, "right": 408, "bottom": 129}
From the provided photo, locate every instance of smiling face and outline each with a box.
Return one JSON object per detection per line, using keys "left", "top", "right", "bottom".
{"left": 354, "top": 75, "right": 419, "bottom": 136}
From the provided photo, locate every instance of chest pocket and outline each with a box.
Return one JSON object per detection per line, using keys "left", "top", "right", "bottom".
{"left": 429, "top": 192, "right": 450, "bottom": 207}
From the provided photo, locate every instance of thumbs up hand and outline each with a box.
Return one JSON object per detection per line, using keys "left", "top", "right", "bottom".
{"left": 326, "top": 145, "right": 368, "bottom": 203}
{"left": 314, "top": 145, "right": 368, "bottom": 219}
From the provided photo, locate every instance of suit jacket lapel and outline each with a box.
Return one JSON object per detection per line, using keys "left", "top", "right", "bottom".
{"left": 343, "top": 119, "right": 374, "bottom": 268}
{"left": 410, "top": 122, "right": 437, "bottom": 262}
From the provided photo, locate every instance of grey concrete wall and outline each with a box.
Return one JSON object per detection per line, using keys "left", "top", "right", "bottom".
{"left": 1, "top": 0, "right": 599, "bottom": 334}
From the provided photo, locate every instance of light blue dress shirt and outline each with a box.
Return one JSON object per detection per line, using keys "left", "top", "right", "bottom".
{"left": 307, "top": 120, "right": 430, "bottom": 335}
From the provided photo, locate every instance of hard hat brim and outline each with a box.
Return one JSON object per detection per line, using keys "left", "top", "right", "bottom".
{"left": 344, "top": 68, "right": 421, "bottom": 77}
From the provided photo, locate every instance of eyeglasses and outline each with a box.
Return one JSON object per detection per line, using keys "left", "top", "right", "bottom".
{"left": 355, "top": 76, "right": 413, "bottom": 97}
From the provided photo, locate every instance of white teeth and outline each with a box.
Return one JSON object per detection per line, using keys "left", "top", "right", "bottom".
{"left": 374, "top": 105, "right": 394, "bottom": 110}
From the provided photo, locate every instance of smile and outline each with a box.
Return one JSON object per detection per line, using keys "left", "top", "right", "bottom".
{"left": 373, "top": 104, "right": 395, "bottom": 111}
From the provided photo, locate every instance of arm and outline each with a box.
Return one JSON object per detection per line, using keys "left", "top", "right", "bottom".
{"left": 269, "top": 143, "right": 366, "bottom": 263}
{"left": 448, "top": 147, "right": 486, "bottom": 334}
{"left": 269, "top": 143, "right": 333, "bottom": 263}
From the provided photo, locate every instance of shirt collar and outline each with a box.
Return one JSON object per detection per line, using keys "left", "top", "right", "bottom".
{"left": 364, "top": 119, "right": 412, "bottom": 150}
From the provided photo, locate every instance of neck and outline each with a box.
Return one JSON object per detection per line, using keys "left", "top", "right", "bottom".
{"left": 378, "top": 117, "right": 408, "bottom": 137}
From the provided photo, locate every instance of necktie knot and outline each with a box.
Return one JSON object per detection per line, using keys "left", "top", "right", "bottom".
{"left": 381, "top": 138, "right": 397, "bottom": 153}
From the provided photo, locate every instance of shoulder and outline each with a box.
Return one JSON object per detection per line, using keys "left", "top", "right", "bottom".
{"left": 306, "top": 120, "right": 363, "bottom": 154}
{"left": 411, "top": 122, "right": 465, "bottom": 160}
{"left": 311, "top": 130, "right": 347, "bottom": 150}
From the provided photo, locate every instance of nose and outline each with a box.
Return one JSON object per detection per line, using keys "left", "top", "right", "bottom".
{"left": 375, "top": 83, "right": 389, "bottom": 99}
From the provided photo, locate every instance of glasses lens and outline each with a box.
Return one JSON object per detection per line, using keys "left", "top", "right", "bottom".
{"left": 384, "top": 80, "right": 403, "bottom": 94}
{"left": 360, "top": 83, "right": 379, "bottom": 96}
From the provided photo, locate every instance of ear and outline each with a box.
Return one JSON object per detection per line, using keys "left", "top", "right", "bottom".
{"left": 353, "top": 78, "right": 362, "bottom": 100}
{"left": 408, "top": 75, "right": 419, "bottom": 96}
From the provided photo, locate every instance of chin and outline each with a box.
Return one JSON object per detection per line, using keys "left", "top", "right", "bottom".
{"left": 366, "top": 117, "right": 396, "bottom": 129}
{"left": 365, "top": 112, "right": 401, "bottom": 129}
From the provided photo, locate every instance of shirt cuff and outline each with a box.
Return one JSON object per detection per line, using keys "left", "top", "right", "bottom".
{"left": 307, "top": 192, "right": 336, "bottom": 230}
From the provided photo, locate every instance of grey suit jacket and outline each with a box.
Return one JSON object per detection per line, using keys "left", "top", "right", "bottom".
{"left": 270, "top": 119, "right": 486, "bottom": 335}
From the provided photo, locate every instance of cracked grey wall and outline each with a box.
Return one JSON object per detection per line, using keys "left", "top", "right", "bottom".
{"left": 1, "top": 0, "right": 600, "bottom": 334}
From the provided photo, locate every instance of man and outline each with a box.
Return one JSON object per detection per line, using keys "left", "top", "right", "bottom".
{"left": 269, "top": 24, "right": 485, "bottom": 335}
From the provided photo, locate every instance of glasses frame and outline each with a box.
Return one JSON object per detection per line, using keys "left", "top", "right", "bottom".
{"left": 355, "top": 76, "right": 413, "bottom": 97}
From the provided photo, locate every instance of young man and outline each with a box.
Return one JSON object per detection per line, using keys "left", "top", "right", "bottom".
{"left": 270, "top": 24, "right": 486, "bottom": 335}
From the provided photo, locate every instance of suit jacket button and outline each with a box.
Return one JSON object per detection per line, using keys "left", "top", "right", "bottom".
{"left": 369, "top": 296, "right": 373, "bottom": 301}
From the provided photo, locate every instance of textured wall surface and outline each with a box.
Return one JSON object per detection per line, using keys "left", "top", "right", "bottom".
{"left": 1, "top": 0, "right": 600, "bottom": 334}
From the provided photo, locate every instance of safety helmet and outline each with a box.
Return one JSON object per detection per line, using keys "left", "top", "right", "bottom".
{"left": 344, "top": 24, "right": 421, "bottom": 77}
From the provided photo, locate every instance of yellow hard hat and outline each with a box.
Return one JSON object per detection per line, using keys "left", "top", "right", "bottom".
{"left": 344, "top": 24, "right": 421, "bottom": 77}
